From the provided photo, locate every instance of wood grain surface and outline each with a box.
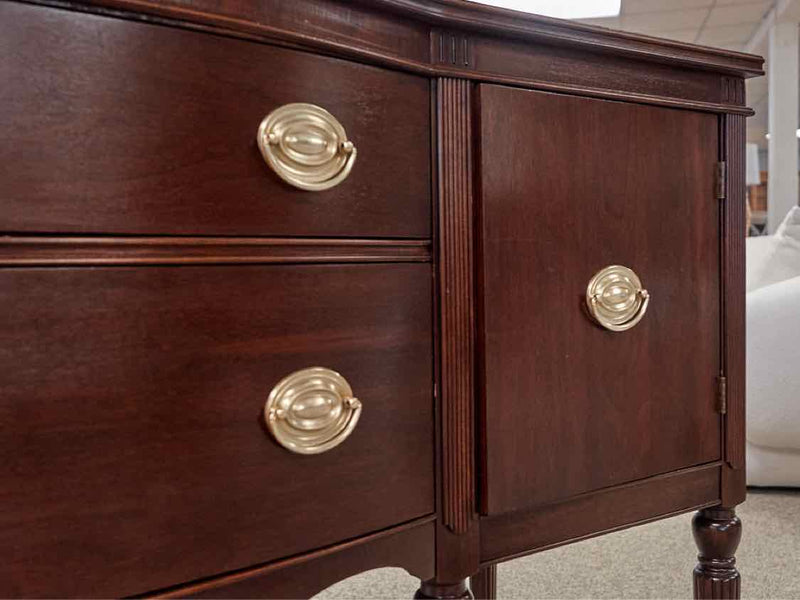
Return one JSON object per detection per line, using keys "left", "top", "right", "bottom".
{"left": 0, "top": 264, "right": 434, "bottom": 597}
{"left": 0, "top": 2, "right": 431, "bottom": 237}
{"left": 720, "top": 113, "right": 747, "bottom": 508}
{"left": 470, "top": 34, "right": 729, "bottom": 105}
{"left": 156, "top": 517, "right": 436, "bottom": 599}
{"left": 692, "top": 507, "right": 742, "bottom": 599}
{"left": 721, "top": 115, "right": 746, "bottom": 471}
{"left": 480, "top": 464, "right": 721, "bottom": 563}
{"left": 0, "top": 237, "right": 431, "bottom": 266}
{"left": 478, "top": 84, "right": 722, "bottom": 515}
{"left": 40, "top": 0, "right": 764, "bottom": 80}
{"left": 470, "top": 564, "right": 497, "bottom": 600}
{"left": 438, "top": 78, "right": 475, "bottom": 536}
{"left": 0, "top": 1, "right": 757, "bottom": 596}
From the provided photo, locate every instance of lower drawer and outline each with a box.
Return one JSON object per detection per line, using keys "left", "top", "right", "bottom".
{"left": 0, "top": 264, "right": 434, "bottom": 597}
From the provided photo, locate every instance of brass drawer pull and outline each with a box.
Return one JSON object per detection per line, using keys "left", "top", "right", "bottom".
{"left": 264, "top": 367, "right": 362, "bottom": 454}
{"left": 586, "top": 265, "right": 650, "bottom": 332}
{"left": 256, "top": 103, "right": 357, "bottom": 191}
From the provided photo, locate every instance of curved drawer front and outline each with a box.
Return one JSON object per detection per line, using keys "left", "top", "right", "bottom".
{"left": 0, "top": 3, "right": 431, "bottom": 237}
{"left": 0, "top": 264, "right": 434, "bottom": 598}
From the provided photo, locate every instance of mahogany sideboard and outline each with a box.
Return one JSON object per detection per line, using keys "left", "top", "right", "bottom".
{"left": 0, "top": 1, "right": 763, "bottom": 598}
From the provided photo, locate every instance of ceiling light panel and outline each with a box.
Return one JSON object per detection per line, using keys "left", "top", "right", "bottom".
{"left": 468, "top": 0, "right": 621, "bottom": 19}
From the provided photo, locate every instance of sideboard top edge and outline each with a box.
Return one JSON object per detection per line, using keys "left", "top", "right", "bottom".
{"left": 59, "top": 0, "right": 764, "bottom": 79}
{"left": 20, "top": 0, "right": 760, "bottom": 113}
{"left": 371, "top": 0, "right": 764, "bottom": 78}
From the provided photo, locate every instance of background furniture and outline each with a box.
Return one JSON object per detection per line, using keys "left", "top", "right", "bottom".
{"left": 0, "top": 1, "right": 762, "bottom": 598}
{"left": 746, "top": 222, "right": 800, "bottom": 487}
{"left": 746, "top": 143, "right": 765, "bottom": 235}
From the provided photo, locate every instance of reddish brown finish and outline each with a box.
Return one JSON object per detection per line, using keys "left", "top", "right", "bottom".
{"left": 432, "top": 30, "right": 474, "bottom": 67}
{"left": 470, "top": 565, "right": 497, "bottom": 600}
{"left": 434, "top": 524, "right": 481, "bottom": 588}
{"left": 470, "top": 35, "right": 729, "bottom": 105}
{"left": 721, "top": 77, "right": 746, "bottom": 105}
{"left": 721, "top": 115, "right": 747, "bottom": 475}
{"left": 478, "top": 84, "right": 722, "bottom": 515}
{"left": 431, "top": 76, "right": 481, "bottom": 590}
{"left": 721, "top": 466, "right": 747, "bottom": 509}
{"left": 157, "top": 518, "right": 436, "bottom": 599}
{"left": 692, "top": 508, "right": 742, "bottom": 599}
{"left": 0, "top": 265, "right": 433, "bottom": 597}
{"left": 719, "top": 112, "right": 747, "bottom": 508}
{"left": 14, "top": 1, "right": 761, "bottom": 119}
{"left": 0, "top": 237, "right": 432, "bottom": 266}
{"left": 0, "top": 3, "right": 431, "bottom": 237}
{"left": 90, "top": 0, "right": 436, "bottom": 67}
{"left": 71, "top": 0, "right": 764, "bottom": 81}
{"left": 480, "top": 464, "right": 721, "bottom": 563}
{"left": 1, "top": 1, "right": 759, "bottom": 597}
{"left": 438, "top": 78, "right": 475, "bottom": 536}
{"left": 130, "top": 0, "right": 435, "bottom": 65}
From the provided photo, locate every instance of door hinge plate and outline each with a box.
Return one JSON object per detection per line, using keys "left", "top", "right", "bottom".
{"left": 717, "top": 375, "right": 727, "bottom": 414}
{"left": 716, "top": 161, "right": 727, "bottom": 200}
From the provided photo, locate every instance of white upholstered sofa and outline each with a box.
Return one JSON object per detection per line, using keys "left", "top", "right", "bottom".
{"left": 746, "top": 207, "right": 800, "bottom": 487}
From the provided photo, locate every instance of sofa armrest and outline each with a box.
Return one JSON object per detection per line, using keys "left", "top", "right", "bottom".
{"left": 746, "top": 275, "right": 800, "bottom": 450}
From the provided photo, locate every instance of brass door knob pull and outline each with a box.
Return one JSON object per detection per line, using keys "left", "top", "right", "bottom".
{"left": 586, "top": 265, "right": 650, "bottom": 332}
{"left": 257, "top": 103, "right": 357, "bottom": 191}
{"left": 264, "top": 367, "right": 362, "bottom": 454}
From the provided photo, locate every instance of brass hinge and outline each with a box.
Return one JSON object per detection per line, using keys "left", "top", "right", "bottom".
{"left": 715, "top": 161, "right": 727, "bottom": 200}
{"left": 717, "top": 375, "right": 728, "bottom": 414}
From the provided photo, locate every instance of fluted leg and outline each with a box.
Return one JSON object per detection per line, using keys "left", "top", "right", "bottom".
{"left": 692, "top": 507, "right": 742, "bottom": 599}
{"left": 470, "top": 565, "right": 497, "bottom": 600}
{"left": 414, "top": 579, "right": 473, "bottom": 599}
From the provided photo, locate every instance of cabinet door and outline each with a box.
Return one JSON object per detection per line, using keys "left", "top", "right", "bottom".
{"left": 478, "top": 84, "right": 721, "bottom": 515}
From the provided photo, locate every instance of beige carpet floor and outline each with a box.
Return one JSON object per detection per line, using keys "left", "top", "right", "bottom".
{"left": 315, "top": 489, "right": 800, "bottom": 599}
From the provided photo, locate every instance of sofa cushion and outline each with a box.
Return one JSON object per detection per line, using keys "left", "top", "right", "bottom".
{"left": 747, "top": 442, "right": 800, "bottom": 487}
{"left": 747, "top": 274, "right": 800, "bottom": 451}
{"left": 746, "top": 234, "right": 776, "bottom": 292}
{"left": 749, "top": 206, "right": 800, "bottom": 291}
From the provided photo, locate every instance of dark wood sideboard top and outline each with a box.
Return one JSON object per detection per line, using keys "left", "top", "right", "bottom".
{"left": 33, "top": 0, "right": 763, "bottom": 113}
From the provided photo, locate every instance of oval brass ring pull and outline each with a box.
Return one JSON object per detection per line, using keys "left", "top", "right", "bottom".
{"left": 264, "top": 367, "right": 362, "bottom": 454}
{"left": 586, "top": 265, "right": 650, "bottom": 332}
{"left": 257, "top": 103, "right": 357, "bottom": 191}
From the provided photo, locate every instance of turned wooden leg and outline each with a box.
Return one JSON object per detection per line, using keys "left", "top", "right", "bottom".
{"left": 414, "top": 579, "right": 473, "bottom": 599}
{"left": 692, "top": 507, "right": 742, "bottom": 600}
{"left": 470, "top": 565, "right": 497, "bottom": 600}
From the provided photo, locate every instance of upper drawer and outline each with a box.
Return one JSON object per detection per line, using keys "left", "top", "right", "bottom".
{"left": 0, "top": 3, "right": 431, "bottom": 238}
{"left": 0, "top": 263, "right": 433, "bottom": 597}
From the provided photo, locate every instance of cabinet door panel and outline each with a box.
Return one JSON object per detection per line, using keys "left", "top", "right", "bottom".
{"left": 478, "top": 85, "right": 720, "bottom": 515}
